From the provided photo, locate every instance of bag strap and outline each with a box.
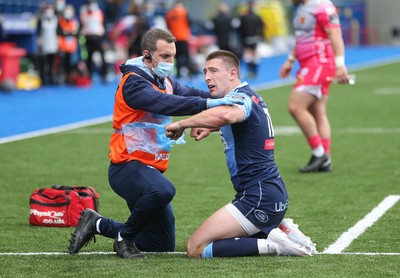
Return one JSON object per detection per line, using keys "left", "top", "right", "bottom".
{"left": 85, "top": 187, "right": 99, "bottom": 212}
{"left": 52, "top": 185, "right": 74, "bottom": 191}
{"left": 51, "top": 185, "right": 99, "bottom": 212}
{"left": 52, "top": 185, "right": 92, "bottom": 192}
{"left": 35, "top": 189, "right": 71, "bottom": 202}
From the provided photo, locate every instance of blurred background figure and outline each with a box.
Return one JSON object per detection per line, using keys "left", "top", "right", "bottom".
{"left": 237, "top": 1, "right": 265, "bottom": 79}
{"left": 79, "top": 0, "right": 108, "bottom": 82}
{"left": 36, "top": 4, "right": 59, "bottom": 85}
{"left": 204, "top": 3, "right": 236, "bottom": 53}
{"left": 57, "top": 4, "right": 79, "bottom": 84}
{"left": 127, "top": 2, "right": 150, "bottom": 58}
{"left": 205, "top": 3, "right": 233, "bottom": 52}
{"left": 102, "top": 0, "right": 124, "bottom": 33}
{"left": 54, "top": 0, "right": 66, "bottom": 17}
{"left": 165, "top": 1, "right": 195, "bottom": 78}
{"left": 108, "top": 0, "right": 151, "bottom": 76}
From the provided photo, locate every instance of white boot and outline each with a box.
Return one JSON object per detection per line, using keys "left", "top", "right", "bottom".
{"left": 279, "top": 218, "right": 317, "bottom": 254}
{"left": 268, "top": 228, "right": 312, "bottom": 256}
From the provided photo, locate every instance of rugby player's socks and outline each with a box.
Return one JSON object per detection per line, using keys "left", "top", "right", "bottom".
{"left": 201, "top": 238, "right": 259, "bottom": 258}
{"left": 257, "top": 238, "right": 276, "bottom": 254}
{"left": 96, "top": 219, "right": 101, "bottom": 234}
{"left": 322, "top": 138, "right": 331, "bottom": 156}
{"left": 307, "top": 135, "right": 324, "bottom": 157}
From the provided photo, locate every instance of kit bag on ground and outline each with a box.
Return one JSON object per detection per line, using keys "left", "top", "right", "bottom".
{"left": 29, "top": 185, "right": 99, "bottom": 227}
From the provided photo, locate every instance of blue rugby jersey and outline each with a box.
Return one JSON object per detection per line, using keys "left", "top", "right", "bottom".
{"left": 220, "top": 82, "right": 280, "bottom": 191}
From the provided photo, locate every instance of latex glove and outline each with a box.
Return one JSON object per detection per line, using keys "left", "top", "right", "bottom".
{"left": 207, "top": 95, "right": 244, "bottom": 108}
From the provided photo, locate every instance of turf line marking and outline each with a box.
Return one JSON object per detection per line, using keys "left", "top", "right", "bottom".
{"left": 1, "top": 251, "right": 400, "bottom": 256}
{"left": 336, "top": 252, "right": 400, "bottom": 256}
{"left": 0, "top": 115, "right": 112, "bottom": 144}
{"left": 323, "top": 194, "right": 400, "bottom": 254}
{"left": 0, "top": 251, "right": 186, "bottom": 256}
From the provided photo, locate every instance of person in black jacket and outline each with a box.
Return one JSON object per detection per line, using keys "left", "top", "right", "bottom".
{"left": 237, "top": 1, "right": 265, "bottom": 79}
{"left": 205, "top": 3, "right": 236, "bottom": 53}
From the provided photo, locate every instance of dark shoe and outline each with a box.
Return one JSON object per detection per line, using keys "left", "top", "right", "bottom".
{"left": 299, "top": 154, "right": 330, "bottom": 173}
{"left": 318, "top": 158, "right": 333, "bottom": 172}
{"left": 114, "top": 238, "right": 146, "bottom": 259}
{"left": 68, "top": 208, "right": 101, "bottom": 254}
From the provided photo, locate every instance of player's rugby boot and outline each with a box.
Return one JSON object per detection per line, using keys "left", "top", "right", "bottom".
{"left": 269, "top": 228, "right": 312, "bottom": 256}
{"left": 114, "top": 238, "right": 146, "bottom": 259}
{"left": 300, "top": 153, "right": 330, "bottom": 173}
{"left": 68, "top": 208, "right": 100, "bottom": 254}
{"left": 279, "top": 218, "right": 317, "bottom": 254}
{"left": 318, "top": 157, "right": 333, "bottom": 172}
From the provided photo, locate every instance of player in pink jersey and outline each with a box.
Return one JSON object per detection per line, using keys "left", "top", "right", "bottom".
{"left": 279, "top": 0, "right": 350, "bottom": 173}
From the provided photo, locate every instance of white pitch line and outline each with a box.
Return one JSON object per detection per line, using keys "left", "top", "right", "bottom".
{"left": 323, "top": 195, "right": 400, "bottom": 254}
{"left": 0, "top": 115, "right": 112, "bottom": 144}
{"left": 1, "top": 251, "right": 400, "bottom": 256}
{"left": 0, "top": 251, "right": 186, "bottom": 256}
{"left": 335, "top": 252, "right": 400, "bottom": 256}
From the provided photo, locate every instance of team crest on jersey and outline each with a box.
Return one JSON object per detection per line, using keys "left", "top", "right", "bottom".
{"left": 299, "top": 16, "right": 305, "bottom": 24}
{"left": 254, "top": 209, "right": 269, "bottom": 223}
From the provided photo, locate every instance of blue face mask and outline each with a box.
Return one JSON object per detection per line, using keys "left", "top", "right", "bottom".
{"left": 150, "top": 55, "right": 174, "bottom": 78}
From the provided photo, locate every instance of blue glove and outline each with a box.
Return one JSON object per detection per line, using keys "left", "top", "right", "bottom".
{"left": 207, "top": 95, "right": 245, "bottom": 108}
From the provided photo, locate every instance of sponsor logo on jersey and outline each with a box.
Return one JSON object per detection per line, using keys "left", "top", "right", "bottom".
{"left": 275, "top": 200, "right": 289, "bottom": 212}
{"left": 264, "top": 138, "right": 275, "bottom": 150}
{"left": 251, "top": 95, "right": 260, "bottom": 104}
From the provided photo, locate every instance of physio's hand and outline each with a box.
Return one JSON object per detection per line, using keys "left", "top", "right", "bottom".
{"left": 207, "top": 95, "right": 244, "bottom": 108}
{"left": 165, "top": 122, "right": 184, "bottom": 140}
{"left": 190, "top": 128, "right": 211, "bottom": 141}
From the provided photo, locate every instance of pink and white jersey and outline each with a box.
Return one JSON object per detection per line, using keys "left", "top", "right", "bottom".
{"left": 293, "top": 0, "right": 340, "bottom": 62}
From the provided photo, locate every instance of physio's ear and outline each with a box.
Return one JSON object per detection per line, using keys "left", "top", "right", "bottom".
{"left": 144, "top": 52, "right": 152, "bottom": 61}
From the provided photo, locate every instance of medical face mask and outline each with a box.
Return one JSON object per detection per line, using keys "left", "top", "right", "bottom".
{"left": 150, "top": 55, "right": 174, "bottom": 78}
{"left": 64, "top": 10, "right": 74, "bottom": 20}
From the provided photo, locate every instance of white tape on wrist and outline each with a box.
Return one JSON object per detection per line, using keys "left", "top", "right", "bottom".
{"left": 287, "top": 54, "right": 296, "bottom": 62}
{"left": 335, "top": 56, "right": 345, "bottom": 68}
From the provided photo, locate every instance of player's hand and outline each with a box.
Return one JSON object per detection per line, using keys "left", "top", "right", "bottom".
{"left": 165, "top": 122, "right": 184, "bottom": 140}
{"left": 208, "top": 95, "right": 244, "bottom": 108}
{"left": 334, "top": 66, "right": 350, "bottom": 84}
{"left": 190, "top": 128, "right": 211, "bottom": 141}
{"left": 279, "top": 61, "right": 293, "bottom": 78}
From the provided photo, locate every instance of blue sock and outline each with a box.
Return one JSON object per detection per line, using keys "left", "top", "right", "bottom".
{"left": 202, "top": 242, "right": 213, "bottom": 258}
{"left": 202, "top": 238, "right": 259, "bottom": 258}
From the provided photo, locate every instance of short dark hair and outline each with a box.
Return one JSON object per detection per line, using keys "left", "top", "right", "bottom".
{"left": 206, "top": 50, "right": 241, "bottom": 78}
{"left": 141, "top": 28, "right": 176, "bottom": 53}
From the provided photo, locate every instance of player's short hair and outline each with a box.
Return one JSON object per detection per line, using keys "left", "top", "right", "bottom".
{"left": 141, "top": 28, "right": 176, "bottom": 53}
{"left": 206, "top": 50, "right": 241, "bottom": 78}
